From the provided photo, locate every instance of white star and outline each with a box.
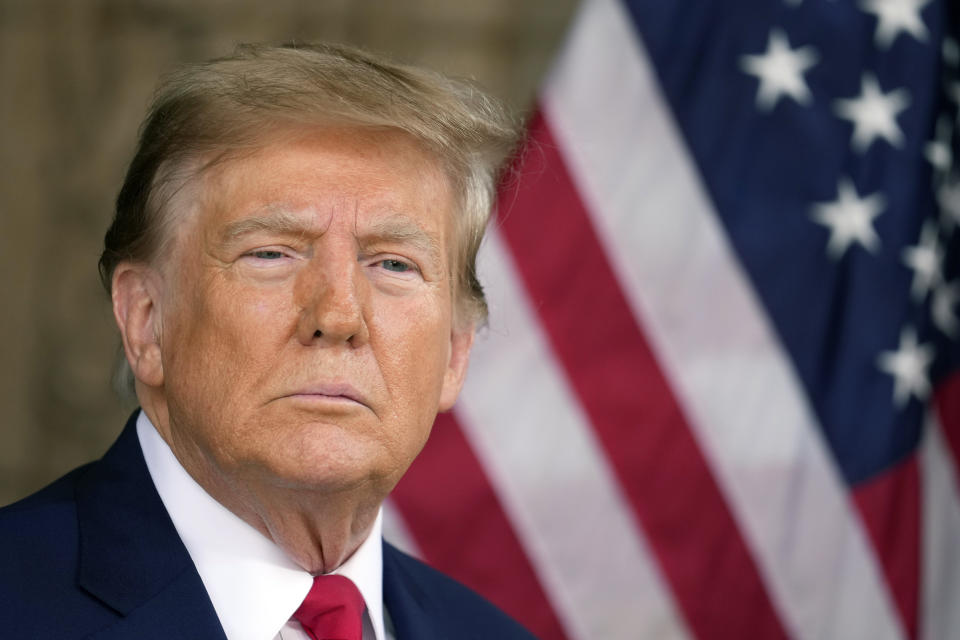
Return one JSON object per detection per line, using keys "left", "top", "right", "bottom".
{"left": 924, "top": 115, "right": 953, "bottom": 174}
{"left": 810, "top": 178, "right": 885, "bottom": 259}
{"left": 933, "top": 281, "right": 960, "bottom": 338}
{"left": 938, "top": 175, "right": 960, "bottom": 232}
{"left": 902, "top": 220, "right": 944, "bottom": 301}
{"left": 877, "top": 326, "right": 935, "bottom": 407}
{"left": 740, "top": 29, "right": 819, "bottom": 111}
{"left": 926, "top": 139, "right": 952, "bottom": 173}
{"left": 859, "top": 0, "right": 932, "bottom": 49}
{"left": 834, "top": 74, "right": 910, "bottom": 153}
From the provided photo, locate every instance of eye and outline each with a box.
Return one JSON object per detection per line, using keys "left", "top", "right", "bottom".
{"left": 380, "top": 259, "right": 413, "bottom": 273}
{"left": 249, "top": 250, "right": 286, "bottom": 260}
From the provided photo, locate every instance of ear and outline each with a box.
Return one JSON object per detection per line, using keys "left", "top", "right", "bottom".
{"left": 112, "top": 264, "right": 165, "bottom": 388}
{"left": 438, "top": 323, "right": 475, "bottom": 412}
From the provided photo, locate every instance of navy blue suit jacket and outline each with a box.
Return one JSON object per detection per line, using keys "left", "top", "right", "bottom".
{"left": 0, "top": 413, "right": 536, "bottom": 639}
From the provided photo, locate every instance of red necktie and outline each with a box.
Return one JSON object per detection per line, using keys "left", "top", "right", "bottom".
{"left": 293, "top": 574, "right": 366, "bottom": 640}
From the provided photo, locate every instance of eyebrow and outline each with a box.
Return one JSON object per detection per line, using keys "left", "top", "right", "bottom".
{"left": 219, "top": 209, "right": 315, "bottom": 245}
{"left": 218, "top": 209, "right": 445, "bottom": 266}
{"left": 360, "top": 216, "right": 443, "bottom": 263}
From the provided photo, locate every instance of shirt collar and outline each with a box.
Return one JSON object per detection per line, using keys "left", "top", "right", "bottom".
{"left": 136, "top": 411, "right": 386, "bottom": 640}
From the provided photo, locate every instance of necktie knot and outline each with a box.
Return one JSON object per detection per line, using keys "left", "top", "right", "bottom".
{"left": 293, "top": 574, "right": 366, "bottom": 640}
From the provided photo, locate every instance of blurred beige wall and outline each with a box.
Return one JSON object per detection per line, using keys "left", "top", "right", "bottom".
{"left": 0, "top": 0, "right": 578, "bottom": 505}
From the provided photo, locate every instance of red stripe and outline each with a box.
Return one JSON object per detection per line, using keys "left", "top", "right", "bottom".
{"left": 852, "top": 454, "right": 920, "bottom": 640}
{"left": 391, "top": 411, "right": 570, "bottom": 640}
{"left": 495, "top": 109, "right": 788, "bottom": 639}
{"left": 935, "top": 371, "right": 960, "bottom": 488}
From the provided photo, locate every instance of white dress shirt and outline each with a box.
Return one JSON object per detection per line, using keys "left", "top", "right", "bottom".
{"left": 136, "top": 412, "right": 394, "bottom": 640}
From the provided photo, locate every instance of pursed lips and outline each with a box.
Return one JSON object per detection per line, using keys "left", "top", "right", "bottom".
{"left": 285, "top": 383, "right": 368, "bottom": 408}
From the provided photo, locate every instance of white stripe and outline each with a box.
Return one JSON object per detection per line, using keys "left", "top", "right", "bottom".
{"left": 541, "top": 0, "right": 905, "bottom": 638}
{"left": 456, "top": 229, "right": 691, "bottom": 640}
{"left": 920, "top": 413, "right": 960, "bottom": 640}
{"left": 381, "top": 499, "right": 421, "bottom": 559}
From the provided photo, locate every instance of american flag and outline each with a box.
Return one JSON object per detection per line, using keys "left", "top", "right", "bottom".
{"left": 385, "top": 0, "right": 960, "bottom": 637}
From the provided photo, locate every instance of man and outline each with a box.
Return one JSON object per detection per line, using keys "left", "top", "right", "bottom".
{"left": 0, "top": 43, "right": 533, "bottom": 639}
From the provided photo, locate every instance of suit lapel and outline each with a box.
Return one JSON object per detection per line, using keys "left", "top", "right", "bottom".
{"left": 382, "top": 542, "right": 447, "bottom": 640}
{"left": 75, "top": 413, "right": 227, "bottom": 640}
{"left": 83, "top": 568, "right": 228, "bottom": 639}
{"left": 383, "top": 543, "right": 432, "bottom": 639}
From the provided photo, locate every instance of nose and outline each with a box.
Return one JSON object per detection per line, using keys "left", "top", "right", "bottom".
{"left": 295, "top": 252, "right": 369, "bottom": 348}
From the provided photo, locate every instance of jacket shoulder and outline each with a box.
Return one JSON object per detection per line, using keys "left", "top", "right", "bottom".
{"left": 0, "top": 463, "right": 120, "bottom": 637}
{"left": 0, "top": 462, "right": 91, "bottom": 553}
{"left": 382, "top": 541, "right": 537, "bottom": 639}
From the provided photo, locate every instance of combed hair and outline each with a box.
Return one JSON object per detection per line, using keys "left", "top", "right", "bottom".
{"left": 99, "top": 43, "right": 521, "bottom": 399}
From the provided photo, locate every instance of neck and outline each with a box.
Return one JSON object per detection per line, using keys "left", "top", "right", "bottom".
{"left": 138, "top": 393, "right": 382, "bottom": 574}
{"left": 224, "top": 483, "right": 382, "bottom": 574}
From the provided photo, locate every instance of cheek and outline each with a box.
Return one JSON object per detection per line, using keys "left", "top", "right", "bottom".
{"left": 165, "top": 280, "right": 296, "bottom": 395}
{"left": 162, "top": 286, "right": 299, "bottom": 460}
{"left": 373, "top": 296, "right": 452, "bottom": 405}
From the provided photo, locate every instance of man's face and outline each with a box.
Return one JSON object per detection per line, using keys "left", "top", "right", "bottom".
{"left": 150, "top": 126, "right": 473, "bottom": 499}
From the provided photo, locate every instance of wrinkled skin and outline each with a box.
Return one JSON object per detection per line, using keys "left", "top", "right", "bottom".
{"left": 112, "top": 126, "right": 475, "bottom": 572}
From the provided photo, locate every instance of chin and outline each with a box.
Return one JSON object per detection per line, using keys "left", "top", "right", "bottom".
{"left": 251, "top": 434, "right": 397, "bottom": 495}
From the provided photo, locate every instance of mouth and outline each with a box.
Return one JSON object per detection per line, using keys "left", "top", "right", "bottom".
{"left": 284, "top": 383, "right": 368, "bottom": 408}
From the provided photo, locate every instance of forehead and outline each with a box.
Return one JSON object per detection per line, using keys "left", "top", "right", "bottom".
{"left": 188, "top": 126, "right": 456, "bottom": 245}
